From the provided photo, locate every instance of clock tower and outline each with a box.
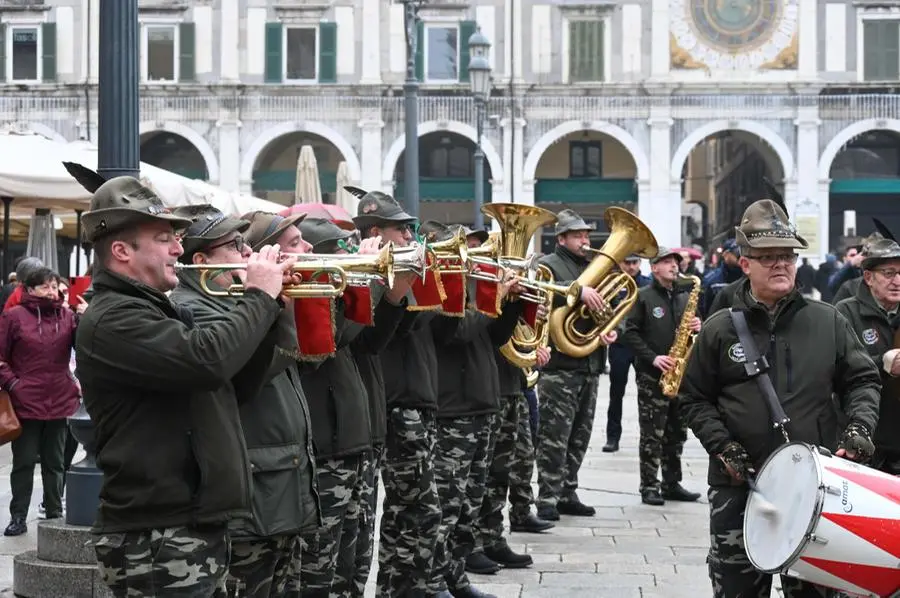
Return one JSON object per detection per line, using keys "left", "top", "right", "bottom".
{"left": 670, "top": 0, "right": 800, "bottom": 71}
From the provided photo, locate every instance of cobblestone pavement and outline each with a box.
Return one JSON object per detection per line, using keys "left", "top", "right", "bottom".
{"left": 0, "top": 373, "right": 786, "bottom": 597}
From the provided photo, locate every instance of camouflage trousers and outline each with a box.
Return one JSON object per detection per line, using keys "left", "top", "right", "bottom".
{"left": 478, "top": 394, "right": 534, "bottom": 546}
{"left": 707, "top": 486, "right": 835, "bottom": 598}
{"left": 376, "top": 407, "right": 442, "bottom": 598}
{"left": 430, "top": 414, "right": 494, "bottom": 592}
{"left": 93, "top": 524, "right": 229, "bottom": 597}
{"left": 350, "top": 444, "right": 382, "bottom": 597}
{"left": 636, "top": 373, "right": 687, "bottom": 493}
{"left": 296, "top": 453, "right": 364, "bottom": 598}
{"left": 508, "top": 393, "right": 538, "bottom": 524}
{"left": 225, "top": 535, "right": 295, "bottom": 598}
{"left": 535, "top": 370, "right": 599, "bottom": 507}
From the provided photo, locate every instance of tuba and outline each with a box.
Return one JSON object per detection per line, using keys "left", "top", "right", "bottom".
{"left": 548, "top": 207, "right": 659, "bottom": 358}
{"left": 479, "top": 203, "right": 559, "bottom": 369}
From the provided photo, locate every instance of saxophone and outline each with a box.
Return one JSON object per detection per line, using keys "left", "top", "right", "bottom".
{"left": 659, "top": 274, "right": 702, "bottom": 399}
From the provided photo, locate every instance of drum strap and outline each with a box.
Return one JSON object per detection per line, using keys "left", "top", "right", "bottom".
{"left": 729, "top": 309, "right": 791, "bottom": 443}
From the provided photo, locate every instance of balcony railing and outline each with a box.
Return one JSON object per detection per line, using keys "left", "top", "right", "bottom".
{"left": 4, "top": 93, "right": 900, "bottom": 137}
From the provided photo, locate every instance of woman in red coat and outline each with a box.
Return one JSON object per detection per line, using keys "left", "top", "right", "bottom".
{"left": 0, "top": 267, "right": 80, "bottom": 536}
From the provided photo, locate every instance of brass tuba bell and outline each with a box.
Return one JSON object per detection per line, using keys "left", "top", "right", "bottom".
{"left": 548, "top": 207, "right": 658, "bottom": 358}
{"left": 479, "top": 203, "right": 559, "bottom": 369}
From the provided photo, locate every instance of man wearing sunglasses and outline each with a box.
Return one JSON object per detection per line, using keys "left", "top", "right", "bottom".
{"left": 836, "top": 238, "right": 900, "bottom": 476}
{"left": 170, "top": 205, "right": 319, "bottom": 598}
{"left": 679, "top": 198, "right": 881, "bottom": 598}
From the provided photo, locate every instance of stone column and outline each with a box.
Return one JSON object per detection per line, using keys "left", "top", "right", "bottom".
{"left": 361, "top": 0, "right": 382, "bottom": 84}
{"left": 646, "top": 106, "right": 679, "bottom": 249}
{"left": 650, "top": 0, "right": 670, "bottom": 79}
{"left": 795, "top": 105, "right": 824, "bottom": 261}
{"left": 97, "top": 0, "right": 139, "bottom": 180}
{"left": 216, "top": 119, "right": 242, "bottom": 193}
{"left": 359, "top": 115, "right": 384, "bottom": 196}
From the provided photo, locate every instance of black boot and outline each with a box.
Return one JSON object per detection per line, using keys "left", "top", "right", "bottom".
{"left": 602, "top": 440, "right": 619, "bottom": 453}
{"left": 510, "top": 513, "right": 555, "bottom": 533}
{"left": 536, "top": 505, "right": 559, "bottom": 521}
{"left": 557, "top": 496, "right": 596, "bottom": 517}
{"left": 465, "top": 552, "right": 501, "bottom": 575}
{"left": 484, "top": 542, "right": 533, "bottom": 569}
{"left": 450, "top": 586, "right": 498, "bottom": 598}
{"left": 662, "top": 483, "right": 701, "bottom": 502}
{"left": 4, "top": 517, "right": 26, "bottom": 537}
{"left": 641, "top": 488, "right": 665, "bottom": 506}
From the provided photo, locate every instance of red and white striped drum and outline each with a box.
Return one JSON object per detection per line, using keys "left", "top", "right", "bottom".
{"left": 744, "top": 442, "right": 900, "bottom": 598}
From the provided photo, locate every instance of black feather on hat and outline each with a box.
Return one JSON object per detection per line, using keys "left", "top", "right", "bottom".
{"left": 63, "top": 162, "right": 107, "bottom": 193}
{"left": 343, "top": 186, "right": 368, "bottom": 200}
{"left": 761, "top": 176, "right": 788, "bottom": 214}
{"left": 872, "top": 217, "right": 897, "bottom": 243}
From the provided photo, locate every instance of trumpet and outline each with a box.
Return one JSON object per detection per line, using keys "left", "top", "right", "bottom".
{"left": 174, "top": 243, "right": 396, "bottom": 298}
{"left": 425, "top": 227, "right": 470, "bottom": 273}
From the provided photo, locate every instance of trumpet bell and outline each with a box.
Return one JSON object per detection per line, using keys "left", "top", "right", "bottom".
{"left": 391, "top": 242, "right": 429, "bottom": 281}
{"left": 427, "top": 227, "right": 469, "bottom": 272}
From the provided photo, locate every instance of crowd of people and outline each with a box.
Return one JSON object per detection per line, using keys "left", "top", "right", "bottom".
{"left": 1, "top": 175, "right": 896, "bottom": 598}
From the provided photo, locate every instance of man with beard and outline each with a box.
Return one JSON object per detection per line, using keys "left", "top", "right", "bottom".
{"left": 836, "top": 238, "right": 900, "bottom": 475}
{"left": 680, "top": 199, "right": 880, "bottom": 597}
{"left": 622, "top": 249, "right": 702, "bottom": 506}
{"left": 169, "top": 205, "right": 319, "bottom": 598}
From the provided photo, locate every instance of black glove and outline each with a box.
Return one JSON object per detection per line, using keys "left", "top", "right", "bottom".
{"left": 718, "top": 441, "right": 754, "bottom": 480}
{"left": 837, "top": 421, "right": 875, "bottom": 463}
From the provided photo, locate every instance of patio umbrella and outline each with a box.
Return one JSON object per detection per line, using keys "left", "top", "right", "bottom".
{"left": 279, "top": 203, "right": 355, "bottom": 231}
{"left": 334, "top": 162, "right": 357, "bottom": 214}
{"left": 294, "top": 145, "right": 322, "bottom": 205}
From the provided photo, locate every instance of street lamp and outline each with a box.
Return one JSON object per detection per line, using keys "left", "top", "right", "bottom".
{"left": 468, "top": 28, "right": 492, "bottom": 231}
{"left": 401, "top": 0, "right": 423, "bottom": 219}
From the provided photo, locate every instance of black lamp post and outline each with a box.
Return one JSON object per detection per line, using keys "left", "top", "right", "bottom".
{"left": 467, "top": 28, "right": 492, "bottom": 231}
{"left": 66, "top": 0, "right": 140, "bottom": 528}
{"left": 401, "top": 0, "right": 422, "bottom": 219}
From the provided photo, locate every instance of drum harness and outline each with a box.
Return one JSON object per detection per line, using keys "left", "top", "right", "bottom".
{"left": 730, "top": 309, "right": 792, "bottom": 444}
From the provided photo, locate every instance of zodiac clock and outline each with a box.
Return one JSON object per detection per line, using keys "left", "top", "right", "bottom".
{"left": 670, "top": 0, "right": 800, "bottom": 71}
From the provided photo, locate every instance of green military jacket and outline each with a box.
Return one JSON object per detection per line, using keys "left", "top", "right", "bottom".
{"left": 170, "top": 271, "right": 320, "bottom": 538}
{"left": 836, "top": 283, "right": 900, "bottom": 453}
{"left": 680, "top": 279, "right": 881, "bottom": 486}
{"left": 76, "top": 270, "right": 282, "bottom": 533}
{"left": 622, "top": 277, "right": 692, "bottom": 381}
{"left": 833, "top": 277, "right": 863, "bottom": 305}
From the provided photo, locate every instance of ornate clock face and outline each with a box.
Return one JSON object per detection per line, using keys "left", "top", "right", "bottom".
{"left": 670, "top": 0, "right": 799, "bottom": 70}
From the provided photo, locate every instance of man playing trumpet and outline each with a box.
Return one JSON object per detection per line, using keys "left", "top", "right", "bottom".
{"left": 75, "top": 178, "right": 297, "bottom": 598}
{"left": 169, "top": 206, "right": 319, "bottom": 597}
{"left": 535, "top": 209, "right": 617, "bottom": 521}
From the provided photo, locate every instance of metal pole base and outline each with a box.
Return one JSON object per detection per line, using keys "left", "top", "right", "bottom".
{"left": 64, "top": 462, "right": 102, "bottom": 527}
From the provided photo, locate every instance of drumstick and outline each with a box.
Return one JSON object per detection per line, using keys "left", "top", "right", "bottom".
{"left": 746, "top": 478, "right": 778, "bottom": 518}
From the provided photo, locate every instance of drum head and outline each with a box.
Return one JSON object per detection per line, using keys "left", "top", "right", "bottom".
{"left": 744, "top": 443, "right": 822, "bottom": 572}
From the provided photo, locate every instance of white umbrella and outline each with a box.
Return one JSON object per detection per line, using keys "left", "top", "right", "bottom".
{"left": 294, "top": 145, "right": 322, "bottom": 205}
{"left": 334, "top": 162, "right": 357, "bottom": 214}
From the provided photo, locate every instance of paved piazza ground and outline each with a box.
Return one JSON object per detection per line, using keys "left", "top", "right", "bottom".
{"left": 0, "top": 374, "right": 788, "bottom": 597}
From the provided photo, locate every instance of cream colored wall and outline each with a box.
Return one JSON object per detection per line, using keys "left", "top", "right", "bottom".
{"left": 533, "top": 131, "right": 637, "bottom": 178}
{"left": 255, "top": 133, "right": 344, "bottom": 172}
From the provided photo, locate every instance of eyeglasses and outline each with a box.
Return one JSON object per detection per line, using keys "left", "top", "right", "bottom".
{"left": 205, "top": 235, "right": 245, "bottom": 253}
{"left": 874, "top": 269, "right": 900, "bottom": 280}
{"left": 745, "top": 253, "right": 798, "bottom": 268}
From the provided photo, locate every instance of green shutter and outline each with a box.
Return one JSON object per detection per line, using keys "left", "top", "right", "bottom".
{"left": 264, "top": 22, "right": 283, "bottom": 83}
{"left": 178, "top": 22, "right": 195, "bottom": 82}
{"left": 414, "top": 21, "right": 424, "bottom": 81}
{"left": 458, "top": 20, "right": 476, "bottom": 82}
{"left": 0, "top": 25, "right": 6, "bottom": 82}
{"left": 569, "top": 21, "right": 604, "bottom": 82}
{"left": 886, "top": 22, "right": 900, "bottom": 80}
{"left": 41, "top": 23, "right": 56, "bottom": 82}
{"left": 863, "top": 21, "right": 899, "bottom": 80}
{"left": 318, "top": 21, "right": 337, "bottom": 83}
{"left": 863, "top": 21, "right": 882, "bottom": 80}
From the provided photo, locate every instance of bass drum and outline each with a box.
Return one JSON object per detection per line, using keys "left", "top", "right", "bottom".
{"left": 744, "top": 442, "right": 900, "bottom": 598}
